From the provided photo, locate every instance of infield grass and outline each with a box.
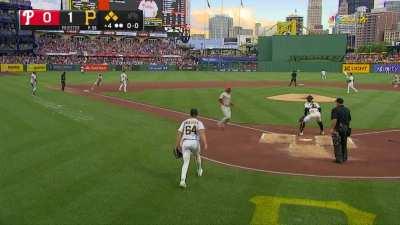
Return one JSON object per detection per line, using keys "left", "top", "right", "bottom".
{"left": 1, "top": 72, "right": 400, "bottom": 225}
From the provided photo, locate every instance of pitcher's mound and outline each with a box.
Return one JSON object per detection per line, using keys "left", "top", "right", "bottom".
{"left": 267, "top": 94, "right": 336, "bottom": 103}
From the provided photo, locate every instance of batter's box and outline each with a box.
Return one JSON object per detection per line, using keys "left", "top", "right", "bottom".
{"left": 315, "top": 135, "right": 357, "bottom": 149}
{"left": 288, "top": 144, "right": 331, "bottom": 159}
{"left": 259, "top": 133, "right": 296, "bottom": 144}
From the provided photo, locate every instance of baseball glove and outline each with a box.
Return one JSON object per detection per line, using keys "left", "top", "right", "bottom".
{"left": 173, "top": 147, "right": 183, "bottom": 159}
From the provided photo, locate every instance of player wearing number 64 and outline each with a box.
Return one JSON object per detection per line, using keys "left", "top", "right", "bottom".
{"left": 175, "top": 109, "right": 208, "bottom": 189}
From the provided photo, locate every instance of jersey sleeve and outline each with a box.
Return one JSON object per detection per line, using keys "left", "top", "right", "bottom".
{"left": 198, "top": 121, "right": 205, "bottom": 130}
{"left": 178, "top": 122, "right": 184, "bottom": 133}
{"left": 219, "top": 93, "right": 225, "bottom": 100}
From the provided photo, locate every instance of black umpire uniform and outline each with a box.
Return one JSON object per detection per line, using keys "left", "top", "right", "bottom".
{"left": 61, "top": 72, "right": 66, "bottom": 91}
{"left": 289, "top": 70, "right": 297, "bottom": 87}
{"left": 331, "top": 98, "right": 352, "bottom": 163}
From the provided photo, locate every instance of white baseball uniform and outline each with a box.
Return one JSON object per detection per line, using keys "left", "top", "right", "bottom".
{"left": 347, "top": 75, "right": 358, "bottom": 93}
{"left": 219, "top": 91, "right": 232, "bottom": 124}
{"left": 119, "top": 72, "right": 128, "bottom": 93}
{"left": 138, "top": 0, "right": 158, "bottom": 18}
{"left": 30, "top": 73, "right": 37, "bottom": 94}
{"left": 303, "top": 102, "right": 322, "bottom": 123}
{"left": 178, "top": 118, "right": 205, "bottom": 183}
{"left": 321, "top": 70, "right": 327, "bottom": 80}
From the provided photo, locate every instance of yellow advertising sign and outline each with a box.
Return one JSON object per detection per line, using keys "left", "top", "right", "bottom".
{"left": 276, "top": 20, "right": 297, "bottom": 35}
{"left": 0, "top": 64, "right": 24, "bottom": 72}
{"left": 342, "top": 64, "right": 370, "bottom": 73}
{"left": 27, "top": 64, "right": 47, "bottom": 72}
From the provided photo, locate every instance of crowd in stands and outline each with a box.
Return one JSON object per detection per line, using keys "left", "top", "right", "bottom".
{"left": 1, "top": 34, "right": 198, "bottom": 68}
{"left": 345, "top": 53, "right": 400, "bottom": 63}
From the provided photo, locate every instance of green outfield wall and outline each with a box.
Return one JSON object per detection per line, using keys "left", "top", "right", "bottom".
{"left": 258, "top": 35, "right": 347, "bottom": 72}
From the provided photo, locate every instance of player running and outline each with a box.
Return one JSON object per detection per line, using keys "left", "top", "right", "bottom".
{"left": 345, "top": 72, "right": 358, "bottom": 94}
{"left": 298, "top": 95, "right": 325, "bottom": 136}
{"left": 30, "top": 72, "right": 37, "bottom": 96}
{"left": 321, "top": 69, "right": 327, "bottom": 80}
{"left": 218, "top": 88, "right": 233, "bottom": 129}
{"left": 91, "top": 73, "right": 103, "bottom": 91}
{"left": 118, "top": 71, "right": 128, "bottom": 93}
{"left": 175, "top": 109, "right": 208, "bottom": 189}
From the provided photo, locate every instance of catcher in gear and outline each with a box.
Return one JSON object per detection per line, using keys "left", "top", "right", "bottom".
{"left": 298, "top": 95, "right": 325, "bottom": 136}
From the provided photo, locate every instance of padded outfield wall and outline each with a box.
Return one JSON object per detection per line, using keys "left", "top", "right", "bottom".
{"left": 258, "top": 35, "right": 347, "bottom": 72}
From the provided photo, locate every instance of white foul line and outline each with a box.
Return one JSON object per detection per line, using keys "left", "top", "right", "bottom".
{"left": 352, "top": 129, "right": 400, "bottom": 137}
{"left": 202, "top": 156, "right": 400, "bottom": 180}
{"left": 82, "top": 91, "right": 400, "bottom": 180}
{"left": 94, "top": 93, "right": 273, "bottom": 134}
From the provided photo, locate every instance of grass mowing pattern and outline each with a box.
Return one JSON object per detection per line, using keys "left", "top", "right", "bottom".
{"left": 110, "top": 87, "right": 400, "bottom": 130}
{"left": 1, "top": 73, "right": 400, "bottom": 225}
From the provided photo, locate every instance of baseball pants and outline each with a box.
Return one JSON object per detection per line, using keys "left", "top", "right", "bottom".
{"left": 119, "top": 82, "right": 127, "bottom": 92}
{"left": 219, "top": 105, "right": 231, "bottom": 124}
{"left": 347, "top": 82, "right": 358, "bottom": 93}
{"left": 180, "top": 140, "right": 202, "bottom": 182}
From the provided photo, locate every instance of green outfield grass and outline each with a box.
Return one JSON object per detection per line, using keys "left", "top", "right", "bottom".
{"left": 1, "top": 72, "right": 400, "bottom": 225}
{"left": 110, "top": 86, "right": 400, "bottom": 130}
{"left": 15, "top": 71, "right": 395, "bottom": 85}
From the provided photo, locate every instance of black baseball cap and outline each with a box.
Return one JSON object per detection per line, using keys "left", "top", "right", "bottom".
{"left": 190, "top": 108, "right": 198, "bottom": 117}
{"left": 336, "top": 98, "right": 344, "bottom": 104}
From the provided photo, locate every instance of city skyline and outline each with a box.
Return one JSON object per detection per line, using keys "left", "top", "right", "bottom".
{"left": 31, "top": 0, "right": 385, "bottom": 33}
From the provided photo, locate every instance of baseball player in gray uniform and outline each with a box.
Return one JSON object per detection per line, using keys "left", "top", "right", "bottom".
{"left": 175, "top": 109, "right": 208, "bottom": 189}
{"left": 218, "top": 88, "right": 233, "bottom": 129}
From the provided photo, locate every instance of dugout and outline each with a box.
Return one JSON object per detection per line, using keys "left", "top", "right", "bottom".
{"left": 257, "top": 35, "right": 347, "bottom": 72}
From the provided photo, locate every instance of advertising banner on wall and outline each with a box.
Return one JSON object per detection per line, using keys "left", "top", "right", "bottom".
{"left": 342, "top": 64, "right": 370, "bottom": 73}
{"left": 83, "top": 64, "right": 109, "bottom": 72}
{"left": 373, "top": 64, "right": 400, "bottom": 73}
{"left": 148, "top": 64, "right": 168, "bottom": 71}
{"left": 27, "top": 64, "right": 47, "bottom": 72}
{"left": 0, "top": 64, "right": 24, "bottom": 72}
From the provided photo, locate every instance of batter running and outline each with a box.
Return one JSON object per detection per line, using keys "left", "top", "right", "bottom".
{"left": 175, "top": 109, "right": 208, "bottom": 189}
{"left": 218, "top": 88, "right": 233, "bottom": 129}
{"left": 299, "top": 95, "right": 325, "bottom": 136}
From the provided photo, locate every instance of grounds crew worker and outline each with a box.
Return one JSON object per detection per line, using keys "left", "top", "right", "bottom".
{"left": 330, "top": 98, "right": 352, "bottom": 164}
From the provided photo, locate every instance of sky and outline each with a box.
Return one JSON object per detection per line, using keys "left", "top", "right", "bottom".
{"left": 31, "top": 0, "right": 386, "bottom": 34}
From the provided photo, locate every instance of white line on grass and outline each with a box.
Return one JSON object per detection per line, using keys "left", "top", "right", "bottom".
{"left": 95, "top": 93, "right": 273, "bottom": 134}
{"left": 86, "top": 91, "right": 400, "bottom": 180}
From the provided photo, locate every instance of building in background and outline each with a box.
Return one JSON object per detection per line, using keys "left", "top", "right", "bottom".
{"left": 338, "top": 0, "right": 349, "bottom": 15}
{"left": 307, "top": 0, "right": 323, "bottom": 33}
{"left": 286, "top": 13, "right": 304, "bottom": 35}
{"left": 356, "top": 10, "right": 400, "bottom": 48}
{"left": 385, "top": 0, "right": 400, "bottom": 12}
{"left": 209, "top": 14, "right": 233, "bottom": 38}
{"left": 339, "top": 0, "right": 374, "bottom": 14}
{"left": 232, "top": 26, "right": 253, "bottom": 37}
{"left": 254, "top": 23, "right": 262, "bottom": 37}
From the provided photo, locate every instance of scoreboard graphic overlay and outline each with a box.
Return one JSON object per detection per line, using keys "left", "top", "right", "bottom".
{"left": 19, "top": 10, "right": 143, "bottom": 31}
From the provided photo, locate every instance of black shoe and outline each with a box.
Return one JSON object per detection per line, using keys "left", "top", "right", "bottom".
{"left": 334, "top": 160, "right": 343, "bottom": 164}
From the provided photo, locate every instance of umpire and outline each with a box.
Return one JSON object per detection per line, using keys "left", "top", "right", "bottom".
{"left": 61, "top": 71, "right": 66, "bottom": 91}
{"left": 289, "top": 70, "right": 298, "bottom": 87}
{"left": 330, "top": 98, "right": 352, "bottom": 164}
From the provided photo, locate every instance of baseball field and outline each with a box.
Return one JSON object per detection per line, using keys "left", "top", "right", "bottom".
{"left": 1, "top": 71, "right": 400, "bottom": 225}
